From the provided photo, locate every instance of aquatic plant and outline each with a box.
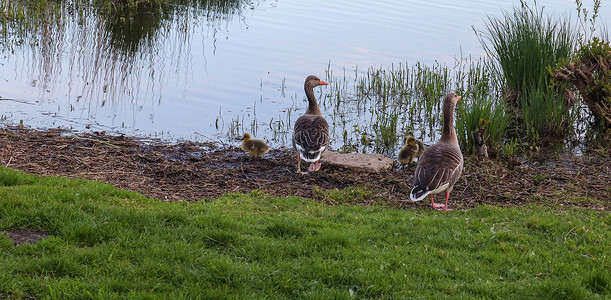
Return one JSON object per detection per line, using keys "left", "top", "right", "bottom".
{"left": 574, "top": 0, "right": 607, "bottom": 43}
{"left": 456, "top": 94, "right": 508, "bottom": 156}
{"left": 454, "top": 58, "right": 507, "bottom": 155}
{"left": 477, "top": 1, "right": 576, "bottom": 104}
{"left": 372, "top": 108, "right": 400, "bottom": 154}
{"left": 500, "top": 137, "right": 520, "bottom": 159}
{"left": 317, "top": 57, "right": 505, "bottom": 157}
{"left": 521, "top": 84, "right": 575, "bottom": 139}
{"left": 476, "top": 1, "right": 580, "bottom": 144}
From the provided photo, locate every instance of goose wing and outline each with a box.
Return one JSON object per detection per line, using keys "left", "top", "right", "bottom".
{"left": 410, "top": 143, "right": 463, "bottom": 201}
{"left": 293, "top": 115, "right": 329, "bottom": 162}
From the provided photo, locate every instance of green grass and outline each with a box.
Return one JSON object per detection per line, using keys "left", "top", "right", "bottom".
{"left": 0, "top": 167, "right": 610, "bottom": 298}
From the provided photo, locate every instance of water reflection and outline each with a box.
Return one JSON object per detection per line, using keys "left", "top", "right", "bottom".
{"left": 104, "top": 6, "right": 166, "bottom": 54}
{"left": 0, "top": 0, "right": 257, "bottom": 137}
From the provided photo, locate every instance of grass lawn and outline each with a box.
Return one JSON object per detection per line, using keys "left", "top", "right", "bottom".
{"left": 0, "top": 166, "right": 609, "bottom": 299}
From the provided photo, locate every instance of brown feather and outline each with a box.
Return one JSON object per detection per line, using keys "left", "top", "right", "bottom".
{"left": 398, "top": 136, "right": 421, "bottom": 165}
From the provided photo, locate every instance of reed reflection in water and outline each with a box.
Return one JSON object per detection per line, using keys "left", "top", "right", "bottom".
{"left": 0, "top": 0, "right": 257, "bottom": 139}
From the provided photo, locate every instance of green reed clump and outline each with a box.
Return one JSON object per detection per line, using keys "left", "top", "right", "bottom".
{"left": 414, "top": 62, "right": 450, "bottom": 119}
{"left": 476, "top": 1, "right": 579, "bottom": 144}
{"left": 453, "top": 58, "right": 507, "bottom": 155}
{"left": 355, "top": 63, "right": 414, "bottom": 105}
{"left": 344, "top": 63, "right": 418, "bottom": 154}
{"left": 478, "top": 2, "right": 576, "bottom": 103}
{"left": 372, "top": 109, "right": 399, "bottom": 153}
{"left": 321, "top": 57, "right": 504, "bottom": 156}
{"left": 456, "top": 95, "right": 508, "bottom": 156}
{"left": 521, "top": 84, "right": 575, "bottom": 139}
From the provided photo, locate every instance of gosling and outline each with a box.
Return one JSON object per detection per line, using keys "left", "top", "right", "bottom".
{"left": 240, "top": 133, "right": 269, "bottom": 158}
{"left": 398, "top": 135, "right": 424, "bottom": 165}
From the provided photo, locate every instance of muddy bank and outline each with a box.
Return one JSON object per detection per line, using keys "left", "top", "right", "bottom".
{"left": 0, "top": 127, "right": 609, "bottom": 210}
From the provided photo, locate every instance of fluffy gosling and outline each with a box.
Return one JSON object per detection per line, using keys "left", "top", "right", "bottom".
{"left": 240, "top": 133, "right": 269, "bottom": 158}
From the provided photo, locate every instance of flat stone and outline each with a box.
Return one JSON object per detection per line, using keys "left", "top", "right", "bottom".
{"left": 320, "top": 151, "right": 394, "bottom": 173}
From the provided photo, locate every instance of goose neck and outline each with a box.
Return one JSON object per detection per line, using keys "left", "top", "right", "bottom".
{"left": 305, "top": 86, "right": 321, "bottom": 115}
{"left": 441, "top": 102, "right": 457, "bottom": 143}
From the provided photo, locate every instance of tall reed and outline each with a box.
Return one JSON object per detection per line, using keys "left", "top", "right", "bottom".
{"left": 478, "top": 2, "right": 576, "bottom": 103}
{"left": 477, "top": 1, "right": 577, "bottom": 143}
{"left": 456, "top": 95, "right": 508, "bottom": 155}
{"left": 453, "top": 57, "right": 507, "bottom": 155}
{"left": 521, "top": 83, "right": 575, "bottom": 139}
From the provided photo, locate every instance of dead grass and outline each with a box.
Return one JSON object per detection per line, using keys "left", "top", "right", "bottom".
{"left": 0, "top": 126, "right": 608, "bottom": 210}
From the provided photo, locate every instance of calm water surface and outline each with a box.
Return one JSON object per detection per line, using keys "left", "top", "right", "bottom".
{"left": 0, "top": 0, "right": 608, "bottom": 152}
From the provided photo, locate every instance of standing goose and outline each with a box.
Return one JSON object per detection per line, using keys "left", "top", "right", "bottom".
{"left": 410, "top": 92, "right": 463, "bottom": 210}
{"left": 292, "top": 75, "right": 329, "bottom": 174}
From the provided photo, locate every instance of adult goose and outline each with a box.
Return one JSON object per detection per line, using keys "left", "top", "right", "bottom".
{"left": 240, "top": 133, "right": 269, "bottom": 158}
{"left": 398, "top": 135, "right": 425, "bottom": 165}
{"left": 410, "top": 92, "right": 463, "bottom": 210}
{"left": 292, "top": 75, "right": 329, "bottom": 174}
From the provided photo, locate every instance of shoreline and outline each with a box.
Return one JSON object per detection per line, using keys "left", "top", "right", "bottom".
{"left": 0, "top": 126, "right": 609, "bottom": 210}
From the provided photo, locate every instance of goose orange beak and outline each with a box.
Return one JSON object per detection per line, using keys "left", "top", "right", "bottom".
{"left": 320, "top": 80, "right": 329, "bottom": 85}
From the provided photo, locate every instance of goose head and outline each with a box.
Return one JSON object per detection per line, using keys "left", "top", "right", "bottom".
{"left": 304, "top": 75, "right": 328, "bottom": 90}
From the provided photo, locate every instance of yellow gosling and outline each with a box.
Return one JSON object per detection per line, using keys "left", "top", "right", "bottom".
{"left": 240, "top": 133, "right": 269, "bottom": 158}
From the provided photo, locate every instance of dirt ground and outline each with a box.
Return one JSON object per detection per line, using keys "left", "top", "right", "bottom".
{"left": 0, "top": 126, "right": 609, "bottom": 210}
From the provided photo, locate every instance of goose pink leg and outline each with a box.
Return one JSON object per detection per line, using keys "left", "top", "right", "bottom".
{"left": 430, "top": 195, "right": 445, "bottom": 210}
{"left": 443, "top": 192, "right": 451, "bottom": 211}
{"left": 308, "top": 161, "right": 322, "bottom": 172}
{"left": 431, "top": 194, "right": 451, "bottom": 211}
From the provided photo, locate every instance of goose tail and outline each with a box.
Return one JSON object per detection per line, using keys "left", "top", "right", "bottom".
{"left": 409, "top": 185, "right": 429, "bottom": 202}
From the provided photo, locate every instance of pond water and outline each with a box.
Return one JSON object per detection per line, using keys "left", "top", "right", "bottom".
{"left": 0, "top": 0, "right": 608, "bottom": 153}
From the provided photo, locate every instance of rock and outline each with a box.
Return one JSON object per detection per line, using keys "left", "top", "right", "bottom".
{"left": 320, "top": 151, "right": 394, "bottom": 173}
